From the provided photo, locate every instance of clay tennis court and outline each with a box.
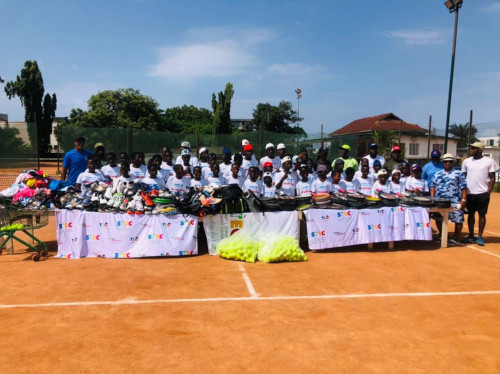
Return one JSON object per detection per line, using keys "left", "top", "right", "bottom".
{"left": 0, "top": 164, "right": 499, "bottom": 373}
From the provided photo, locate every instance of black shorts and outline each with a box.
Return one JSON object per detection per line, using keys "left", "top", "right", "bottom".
{"left": 466, "top": 193, "right": 490, "bottom": 215}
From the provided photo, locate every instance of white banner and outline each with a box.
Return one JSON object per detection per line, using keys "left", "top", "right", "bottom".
{"left": 204, "top": 211, "right": 299, "bottom": 255}
{"left": 304, "top": 207, "right": 431, "bottom": 250}
{"left": 56, "top": 210, "right": 198, "bottom": 258}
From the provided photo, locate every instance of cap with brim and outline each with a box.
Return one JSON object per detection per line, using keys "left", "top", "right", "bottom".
{"left": 222, "top": 148, "right": 231, "bottom": 155}
{"left": 392, "top": 145, "right": 401, "bottom": 152}
{"left": 318, "top": 147, "right": 328, "bottom": 154}
{"left": 469, "top": 141, "right": 485, "bottom": 150}
{"left": 391, "top": 169, "right": 401, "bottom": 175}
{"left": 263, "top": 172, "right": 273, "bottom": 178}
{"left": 340, "top": 144, "right": 350, "bottom": 151}
{"left": 242, "top": 139, "right": 249, "bottom": 146}
{"left": 299, "top": 164, "right": 307, "bottom": 169}
{"left": 277, "top": 143, "right": 286, "bottom": 150}
{"left": 94, "top": 142, "right": 105, "bottom": 149}
{"left": 377, "top": 169, "right": 388, "bottom": 176}
{"left": 317, "top": 165, "right": 327, "bottom": 172}
{"left": 181, "top": 141, "right": 191, "bottom": 148}
{"left": 442, "top": 153, "right": 454, "bottom": 161}
{"left": 430, "top": 150, "right": 441, "bottom": 158}
{"left": 334, "top": 159, "right": 344, "bottom": 166}
{"left": 282, "top": 156, "right": 292, "bottom": 163}
{"left": 181, "top": 149, "right": 190, "bottom": 156}
{"left": 74, "top": 136, "right": 85, "bottom": 142}
{"left": 292, "top": 155, "right": 298, "bottom": 163}
{"left": 243, "top": 144, "right": 253, "bottom": 151}
{"left": 410, "top": 164, "right": 422, "bottom": 171}
{"left": 265, "top": 143, "right": 275, "bottom": 149}
{"left": 199, "top": 147, "right": 207, "bottom": 154}
{"left": 369, "top": 143, "right": 378, "bottom": 149}
{"left": 263, "top": 162, "right": 272, "bottom": 168}
{"left": 373, "top": 160, "right": 382, "bottom": 166}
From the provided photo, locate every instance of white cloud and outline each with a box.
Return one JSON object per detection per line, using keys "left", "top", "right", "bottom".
{"left": 150, "top": 27, "right": 277, "bottom": 83}
{"left": 482, "top": 3, "right": 500, "bottom": 12}
{"left": 384, "top": 29, "right": 448, "bottom": 45}
{"left": 268, "top": 63, "right": 324, "bottom": 76}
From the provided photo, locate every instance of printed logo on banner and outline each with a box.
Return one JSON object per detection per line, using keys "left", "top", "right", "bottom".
{"left": 115, "top": 252, "right": 131, "bottom": 258}
{"left": 321, "top": 215, "right": 330, "bottom": 221}
{"left": 59, "top": 254, "right": 73, "bottom": 258}
{"left": 86, "top": 234, "right": 100, "bottom": 241}
{"left": 390, "top": 207, "right": 404, "bottom": 213}
{"left": 367, "top": 224, "right": 382, "bottom": 230}
{"left": 71, "top": 238, "right": 78, "bottom": 243}
{"left": 311, "top": 231, "right": 326, "bottom": 237}
{"left": 179, "top": 250, "right": 194, "bottom": 256}
{"left": 230, "top": 216, "right": 244, "bottom": 235}
{"left": 147, "top": 233, "right": 164, "bottom": 240}
{"left": 376, "top": 209, "right": 385, "bottom": 215}
{"left": 416, "top": 222, "right": 431, "bottom": 228}
{"left": 58, "top": 222, "right": 73, "bottom": 229}
{"left": 162, "top": 222, "right": 172, "bottom": 228}
{"left": 98, "top": 222, "right": 108, "bottom": 228}
{"left": 332, "top": 231, "right": 345, "bottom": 236}
{"left": 141, "top": 223, "right": 154, "bottom": 228}
{"left": 180, "top": 219, "right": 196, "bottom": 226}
{"left": 116, "top": 220, "right": 133, "bottom": 227}
{"left": 109, "top": 237, "right": 122, "bottom": 243}
{"left": 337, "top": 211, "right": 352, "bottom": 217}
{"left": 360, "top": 211, "right": 371, "bottom": 216}
{"left": 352, "top": 228, "right": 360, "bottom": 234}
{"left": 130, "top": 236, "right": 139, "bottom": 242}
{"left": 80, "top": 223, "right": 91, "bottom": 228}
{"left": 172, "top": 236, "right": 185, "bottom": 241}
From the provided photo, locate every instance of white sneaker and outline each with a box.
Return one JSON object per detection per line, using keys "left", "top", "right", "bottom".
{"left": 104, "top": 187, "right": 113, "bottom": 200}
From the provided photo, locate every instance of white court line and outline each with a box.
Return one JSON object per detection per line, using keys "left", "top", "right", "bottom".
{"left": 1, "top": 290, "right": 499, "bottom": 310}
{"left": 484, "top": 230, "right": 500, "bottom": 236}
{"left": 461, "top": 244, "right": 500, "bottom": 259}
{"left": 238, "top": 262, "right": 259, "bottom": 297}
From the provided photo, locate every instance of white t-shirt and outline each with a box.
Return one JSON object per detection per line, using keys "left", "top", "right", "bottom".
{"left": 296, "top": 180, "right": 313, "bottom": 196}
{"left": 100, "top": 165, "right": 120, "bottom": 180}
{"left": 175, "top": 155, "right": 200, "bottom": 167}
{"left": 207, "top": 176, "right": 226, "bottom": 189}
{"left": 129, "top": 165, "right": 148, "bottom": 181}
{"left": 353, "top": 176, "right": 373, "bottom": 195}
{"left": 241, "top": 158, "right": 258, "bottom": 179}
{"left": 166, "top": 175, "right": 189, "bottom": 196}
{"left": 219, "top": 162, "right": 233, "bottom": 180}
{"left": 274, "top": 171, "right": 298, "bottom": 196}
{"left": 461, "top": 156, "right": 496, "bottom": 194}
{"left": 259, "top": 156, "right": 281, "bottom": 172}
{"left": 311, "top": 179, "right": 333, "bottom": 194}
{"left": 372, "top": 181, "right": 392, "bottom": 195}
{"left": 405, "top": 176, "right": 429, "bottom": 193}
{"left": 339, "top": 180, "right": 356, "bottom": 194}
{"left": 362, "top": 154, "right": 386, "bottom": 172}
{"left": 76, "top": 171, "right": 104, "bottom": 187}
{"left": 390, "top": 181, "right": 405, "bottom": 194}
{"left": 142, "top": 176, "right": 166, "bottom": 191}
{"left": 202, "top": 166, "right": 214, "bottom": 180}
{"left": 243, "top": 179, "right": 263, "bottom": 195}
{"left": 262, "top": 184, "right": 276, "bottom": 198}
{"left": 190, "top": 178, "right": 208, "bottom": 190}
{"left": 225, "top": 175, "right": 244, "bottom": 188}
{"left": 160, "top": 163, "right": 175, "bottom": 181}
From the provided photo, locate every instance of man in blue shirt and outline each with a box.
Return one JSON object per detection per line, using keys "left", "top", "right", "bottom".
{"left": 61, "top": 136, "right": 94, "bottom": 186}
{"left": 422, "top": 150, "right": 443, "bottom": 188}
{"left": 430, "top": 153, "right": 467, "bottom": 245}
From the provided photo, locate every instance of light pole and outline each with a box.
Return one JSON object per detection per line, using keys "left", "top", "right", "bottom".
{"left": 295, "top": 88, "right": 302, "bottom": 125}
{"left": 443, "top": 0, "right": 463, "bottom": 154}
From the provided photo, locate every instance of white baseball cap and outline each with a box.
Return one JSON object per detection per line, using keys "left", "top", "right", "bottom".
{"left": 198, "top": 147, "right": 207, "bottom": 154}
{"left": 277, "top": 143, "right": 286, "bottom": 150}
{"left": 377, "top": 169, "right": 388, "bottom": 176}
{"left": 282, "top": 156, "right": 292, "bottom": 163}
{"left": 265, "top": 143, "right": 275, "bottom": 149}
{"left": 241, "top": 139, "right": 249, "bottom": 146}
{"left": 181, "top": 141, "right": 191, "bottom": 148}
{"left": 181, "top": 149, "right": 191, "bottom": 156}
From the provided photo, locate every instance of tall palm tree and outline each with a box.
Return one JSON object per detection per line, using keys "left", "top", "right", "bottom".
{"left": 449, "top": 123, "right": 478, "bottom": 148}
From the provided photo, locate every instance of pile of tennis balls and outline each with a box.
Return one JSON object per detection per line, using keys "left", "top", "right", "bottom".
{"left": 0, "top": 223, "right": 25, "bottom": 231}
{"left": 217, "top": 231, "right": 307, "bottom": 263}
{"left": 217, "top": 231, "right": 259, "bottom": 263}
{"left": 257, "top": 233, "right": 308, "bottom": 263}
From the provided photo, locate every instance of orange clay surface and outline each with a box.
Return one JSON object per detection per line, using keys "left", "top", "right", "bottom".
{"left": 0, "top": 165, "right": 499, "bottom": 373}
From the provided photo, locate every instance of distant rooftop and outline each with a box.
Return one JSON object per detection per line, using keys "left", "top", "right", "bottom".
{"left": 330, "top": 113, "right": 427, "bottom": 136}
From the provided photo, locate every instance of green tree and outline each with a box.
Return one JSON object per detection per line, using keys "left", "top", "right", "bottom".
{"left": 250, "top": 101, "right": 305, "bottom": 134}
{"left": 4, "top": 60, "right": 57, "bottom": 155}
{"left": 373, "top": 130, "right": 398, "bottom": 159}
{"left": 211, "top": 82, "right": 234, "bottom": 134}
{"left": 449, "top": 123, "right": 478, "bottom": 149}
{"left": 68, "top": 88, "right": 164, "bottom": 131}
{"left": 0, "top": 127, "right": 27, "bottom": 153}
{"left": 163, "top": 105, "right": 213, "bottom": 134}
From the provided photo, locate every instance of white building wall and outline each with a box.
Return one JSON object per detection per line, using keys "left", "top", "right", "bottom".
{"left": 399, "top": 135, "right": 458, "bottom": 160}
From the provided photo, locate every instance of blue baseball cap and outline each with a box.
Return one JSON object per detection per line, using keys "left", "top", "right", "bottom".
{"left": 430, "top": 150, "right": 441, "bottom": 158}
{"left": 222, "top": 148, "right": 231, "bottom": 155}
{"left": 373, "top": 160, "right": 382, "bottom": 166}
{"left": 368, "top": 143, "right": 378, "bottom": 149}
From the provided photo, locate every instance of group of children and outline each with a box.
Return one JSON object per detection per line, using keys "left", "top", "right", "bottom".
{"left": 74, "top": 144, "right": 429, "bottom": 198}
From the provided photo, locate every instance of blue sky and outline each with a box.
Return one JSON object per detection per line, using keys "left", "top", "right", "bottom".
{"left": 1, "top": 0, "right": 500, "bottom": 137}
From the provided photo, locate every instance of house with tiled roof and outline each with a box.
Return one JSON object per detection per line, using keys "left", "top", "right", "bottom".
{"left": 329, "top": 113, "right": 458, "bottom": 161}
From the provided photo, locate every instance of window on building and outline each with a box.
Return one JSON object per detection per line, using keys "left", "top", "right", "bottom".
{"left": 432, "top": 144, "right": 444, "bottom": 152}
{"left": 489, "top": 139, "right": 494, "bottom": 146}
{"left": 409, "top": 143, "right": 419, "bottom": 156}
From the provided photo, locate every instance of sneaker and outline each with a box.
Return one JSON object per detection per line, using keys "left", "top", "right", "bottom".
{"left": 104, "top": 187, "right": 113, "bottom": 200}
{"left": 126, "top": 199, "right": 136, "bottom": 214}
{"left": 476, "top": 236, "right": 485, "bottom": 246}
{"left": 113, "top": 193, "right": 124, "bottom": 209}
{"left": 119, "top": 197, "right": 130, "bottom": 212}
{"left": 141, "top": 191, "right": 154, "bottom": 207}
{"left": 447, "top": 239, "right": 457, "bottom": 246}
{"left": 434, "top": 236, "right": 441, "bottom": 243}
{"left": 461, "top": 236, "right": 476, "bottom": 244}
{"left": 135, "top": 198, "right": 144, "bottom": 214}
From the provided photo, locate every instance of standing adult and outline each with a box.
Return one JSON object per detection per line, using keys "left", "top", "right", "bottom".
{"left": 277, "top": 143, "right": 287, "bottom": 160}
{"left": 94, "top": 142, "right": 106, "bottom": 166}
{"left": 332, "top": 144, "right": 358, "bottom": 172}
{"left": 461, "top": 142, "right": 496, "bottom": 246}
{"left": 61, "top": 136, "right": 93, "bottom": 186}
{"left": 259, "top": 143, "right": 281, "bottom": 173}
{"left": 422, "top": 150, "right": 443, "bottom": 188}
{"left": 175, "top": 141, "right": 199, "bottom": 167}
{"left": 316, "top": 146, "right": 332, "bottom": 172}
{"left": 384, "top": 145, "right": 406, "bottom": 171}
{"left": 362, "top": 143, "right": 385, "bottom": 172}
{"left": 430, "top": 154, "right": 467, "bottom": 246}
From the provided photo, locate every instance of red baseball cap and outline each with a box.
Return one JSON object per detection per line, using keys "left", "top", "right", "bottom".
{"left": 243, "top": 144, "right": 253, "bottom": 151}
{"left": 392, "top": 145, "right": 401, "bottom": 152}
{"left": 263, "top": 162, "right": 272, "bottom": 168}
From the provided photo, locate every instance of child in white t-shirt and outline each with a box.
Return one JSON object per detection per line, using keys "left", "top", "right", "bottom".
{"left": 100, "top": 152, "right": 120, "bottom": 181}
{"left": 225, "top": 163, "right": 244, "bottom": 188}
{"left": 311, "top": 164, "right": 333, "bottom": 194}
{"left": 390, "top": 169, "right": 405, "bottom": 194}
{"left": 166, "top": 164, "right": 190, "bottom": 196}
{"left": 405, "top": 164, "right": 428, "bottom": 195}
{"left": 142, "top": 165, "right": 166, "bottom": 192}
{"left": 243, "top": 166, "right": 263, "bottom": 195}
{"left": 262, "top": 172, "right": 276, "bottom": 198}
{"left": 190, "top": 166, "right": 208, "bottom": 190}
{"left": 76, "top": 159, "right": 104, "bottom": 192}
{"left": 339, "top": 167, "right": 356, "bottom": 193}
{"left": 207, "top": 164, "right": 226, "bottom": 189}
{"left": 353, "top": 164, "right": 373, "bottom": 195}
{"left": 372, "top": 169, "right": 392, "bottom": 195}
{"left": 296, "top": 165, "right": 313, "bottom": 196}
